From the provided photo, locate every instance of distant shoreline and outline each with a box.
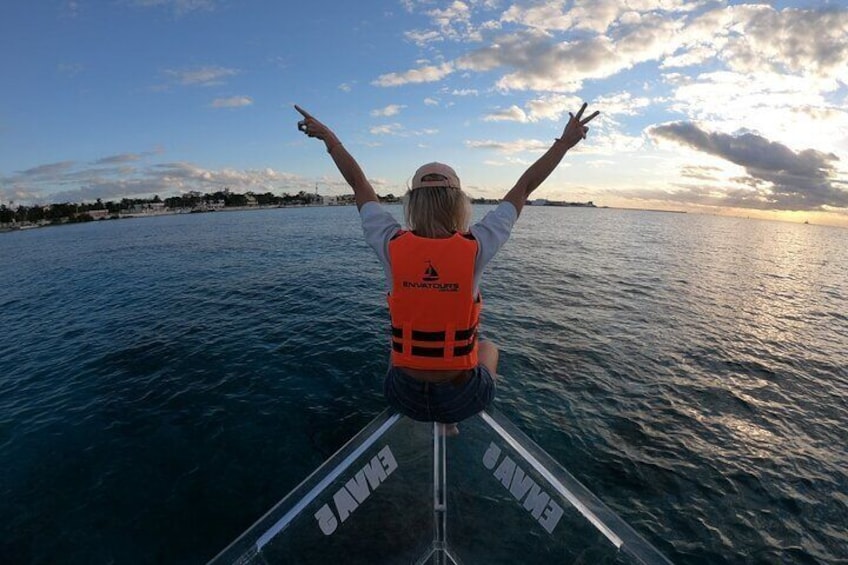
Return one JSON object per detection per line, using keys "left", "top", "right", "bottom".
{"left": 0, "top": 203, "right": 339, "bottom": 233}
{"left": 0, "top": 203, "right": 695, "bottom": 234}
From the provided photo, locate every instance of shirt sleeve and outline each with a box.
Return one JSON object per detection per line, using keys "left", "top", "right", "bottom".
{"left": 470, "top": 201, "right": 518, "bottom": 289}
{"left": 359, "top": 201, "right": 402, "bottom": 290}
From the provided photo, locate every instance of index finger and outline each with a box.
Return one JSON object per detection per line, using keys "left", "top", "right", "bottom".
{"left": 574, "top": 102, "right": 588, "bottom": 121}
{"left": 580, "top": 110, "right": 600, "bottom": 125}
{"left": 294, "top": 104, "right": 313, "bottom": 119}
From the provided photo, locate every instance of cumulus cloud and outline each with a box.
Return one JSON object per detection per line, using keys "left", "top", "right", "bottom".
{"left": 483, "top": 105, "right": 528, "bottom": 122}
{"left": 650, "top": 122, "right": 848, "bottom": 211}
{"left": 377, "top": 2, "right": 848, "bottom": 100}
{"left": 373, "top": 62, "right": 454, "bottom": 87}
{"left": 210, "top": 96, "right": 253, "bottom": 108}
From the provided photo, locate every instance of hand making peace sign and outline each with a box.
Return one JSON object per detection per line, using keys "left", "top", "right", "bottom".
{"left": 557, "top": 103, "right": 600, "bottom": 151}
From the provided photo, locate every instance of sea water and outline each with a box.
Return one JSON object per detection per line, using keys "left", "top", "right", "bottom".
{"left": 1, "top": 206, "right": 846, "bottom": 564}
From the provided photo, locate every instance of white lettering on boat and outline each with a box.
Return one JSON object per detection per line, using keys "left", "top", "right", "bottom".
{"left": 314, "top": 445, "right": 398, "bottom": 535}
{"left": 482, "top": 442, "right": 564, "bottom": 534}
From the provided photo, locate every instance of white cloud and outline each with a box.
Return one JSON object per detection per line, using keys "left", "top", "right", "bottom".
{"left": 373, "top": 62, "right": 454, "bottom": 87}
{"left": 371, "top": 104, "right": 406, "bottom": 117}
{"left": 164, "top": 66, "right": 238, "bottom": 86}
{"left": 500, "top": 0, "right": 695, "bottom": 34}
{"left": 405, "top": 29, "right": 443, "bottom": 46}
{"left": 483, "top": 105, "right": 527, "bottom": 122}
{"left": 370, "top": 123, "right": 405, "bottom": 135}
{"left": 381, "top": 2, "right": 848, "bottom": 99}
{"left": 210, "top": 96, "right": 253, "bottom": 108}
{"left": 483, "top": 94, "right": 629, "bottom": 124}
{"left": 424, "top": 97, "right": 439, "bottom": 106}
{"left": 665, "top": 69, "right": 848, "bottom": 154}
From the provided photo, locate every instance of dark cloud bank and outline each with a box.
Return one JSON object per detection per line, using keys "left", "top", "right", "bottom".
{"left": 650, "top": 122, "right": 848, "bottom": 211}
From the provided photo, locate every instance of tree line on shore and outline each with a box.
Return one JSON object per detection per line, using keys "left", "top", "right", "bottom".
{"left": 1, "top": 189, "right": 402, "bottom": 226}
{"left": 1, "top": 189, "right": 520, "bottom": 228}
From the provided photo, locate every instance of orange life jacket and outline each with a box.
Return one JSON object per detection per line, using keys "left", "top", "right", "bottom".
{"left": 387, "top": 230, "right": 481, "bottom": 370}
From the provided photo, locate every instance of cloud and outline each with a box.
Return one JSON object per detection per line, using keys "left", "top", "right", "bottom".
{"left": 405, "top": 30, "right": 443, "bottom": 46}
{"left": 483, "top": 105, "right": 527, "bottom": 122}
{"left": 130, "top": 0, "right": 216, "bottom": 16}
{"left": 368, "top": 123, "right": 438, "bottom": 137}
{"left": 210, "top": 96, "right": 253, "bottom": 108}
{"left": 649, "top": 122, "right": 848, "bottom": 211}
{"left": 2, "top": 157, "right": 311, "bottom": 205}
{"left": 680, "top": 165, "right": 721, "bottom": 181}
{"left": 500, "top": 0, "right": 696, "bottom": 34}
{"left": 164, "top": 66, "right": 238, "bottom": 86}
{"left": 373, "top": 62, "right": 454, "bottom": 87}
{"left": 18, "top": 161, "right": 76, "bottom": 178}
{"left": 370, "top": 123, "right": 405, "bottom": 136}
{"left": 483, "top": 93, "right": 635, "bottom": 127}
{"left": 402, "top": 0, "right": 498, "bottom": 46}
{"left": 466, "top": 138, "right": 550, "bottom": 154}
{"left": 371, "top": 104, "right": 406, "bottom": 117}
{"left": 95, "top": 153, "right": 144, "bottom": 165}
{"left": 720, "top": 5, "right": 848, "bottom": 77}
{"left": 378, "top": 2, "right": 848, "bottom": 101}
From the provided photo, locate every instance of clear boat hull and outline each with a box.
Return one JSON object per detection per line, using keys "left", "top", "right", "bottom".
{"left": 210, "top": 409, "right": 672, "bottom": 565}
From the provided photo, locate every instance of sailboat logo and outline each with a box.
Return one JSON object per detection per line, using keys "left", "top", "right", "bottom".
{"left": 423, "top": 260, "right": 440, "bottom": 282}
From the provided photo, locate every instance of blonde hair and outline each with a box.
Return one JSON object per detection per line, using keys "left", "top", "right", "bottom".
{"left": 404, "top": 186, "right": 472, "bottom": 238}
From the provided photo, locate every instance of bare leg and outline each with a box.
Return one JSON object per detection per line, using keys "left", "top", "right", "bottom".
{"left": 443, "top": 341, "right": 499, "bottom": 436}
{"left": 478, "top": 340, "right": 500, "bottom": 379}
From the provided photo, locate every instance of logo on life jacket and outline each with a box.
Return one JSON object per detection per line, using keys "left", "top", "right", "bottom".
{"left": 401, "top": 259, "right": 458, "bottom": 291}
{"left": 423, "top": 261, "right": 439, "bottom": 281}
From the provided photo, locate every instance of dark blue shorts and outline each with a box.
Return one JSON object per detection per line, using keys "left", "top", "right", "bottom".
{"left": 383, "top": 365, "right": 496, "bottom": 423}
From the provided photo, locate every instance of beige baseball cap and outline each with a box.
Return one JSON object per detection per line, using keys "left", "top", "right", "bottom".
{"left": 411, "top": 162, "right": 461, "bottom": 190}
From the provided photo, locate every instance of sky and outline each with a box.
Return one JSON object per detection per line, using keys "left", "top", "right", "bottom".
{"left": 2, "top": 0, "right": 848, "bottom": 226}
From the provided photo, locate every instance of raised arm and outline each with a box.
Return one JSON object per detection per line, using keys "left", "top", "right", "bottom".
{"left": 295, "top": 105, "right": 378, "bottom": 210}
{"left": 503, "top": 102, "right": 599, "bottom": 217}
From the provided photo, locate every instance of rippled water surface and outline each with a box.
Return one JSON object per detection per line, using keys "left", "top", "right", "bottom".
{"left": 1, "top": 207, "right": 846, "bottom": 564}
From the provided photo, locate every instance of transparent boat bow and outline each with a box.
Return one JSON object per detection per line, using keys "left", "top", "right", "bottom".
{"left": 210, "top": 408, "right": 673, "bottom": 564}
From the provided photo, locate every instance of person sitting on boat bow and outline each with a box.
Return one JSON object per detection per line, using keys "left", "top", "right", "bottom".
{"left": 295, "top": 102, "right": 599, "bottom": 427}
